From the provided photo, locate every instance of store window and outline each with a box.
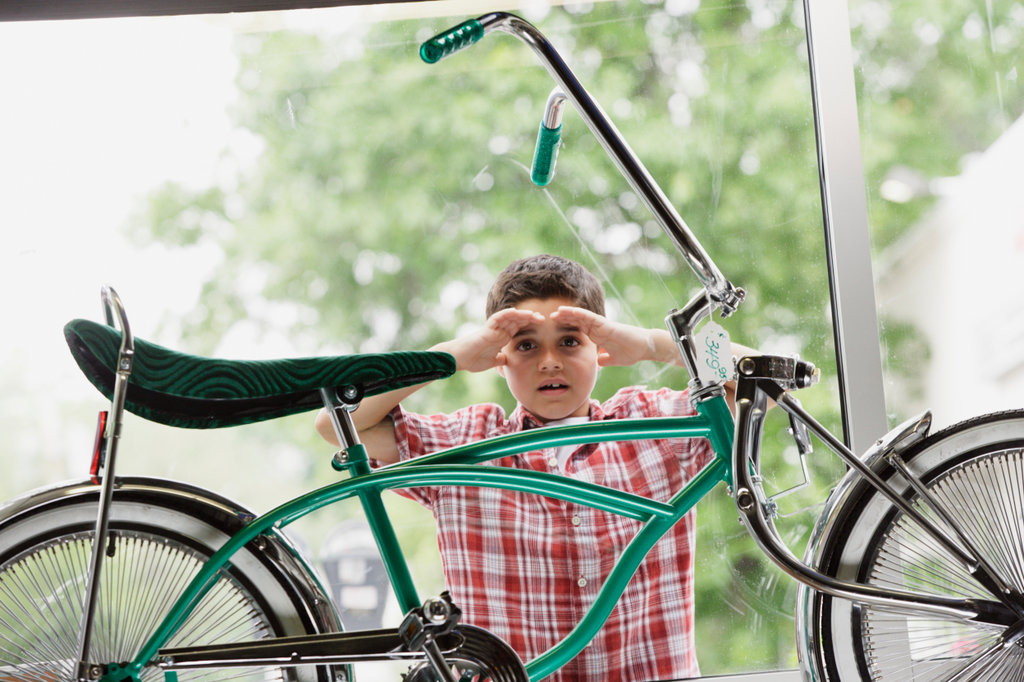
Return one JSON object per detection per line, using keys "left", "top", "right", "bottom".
{"left": 0, "top": 1, "right": 849, "bottom": 677}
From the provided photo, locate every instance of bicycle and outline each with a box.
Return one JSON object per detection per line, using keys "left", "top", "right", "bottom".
{"left": 2, "top": 11, "right": 1023, "bottom": 682}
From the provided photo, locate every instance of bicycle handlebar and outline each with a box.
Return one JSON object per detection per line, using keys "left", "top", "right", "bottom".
{"left": 531, "top": 89, "right": 567, "bottom": 186}
{"left": 419, "top": 18, "right": 486, "bottom": 64}
{"left": 420, "top": 12, "right": 745, "bottom": 318}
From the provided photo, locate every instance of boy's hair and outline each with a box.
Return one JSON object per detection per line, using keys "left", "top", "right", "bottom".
{"left": 486, "top": 254, "right": 605, "bottom": 317}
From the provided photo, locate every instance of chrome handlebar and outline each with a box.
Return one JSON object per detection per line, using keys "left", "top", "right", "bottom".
{"left": 423, "top": 12, "right": 745, "bottom": 320}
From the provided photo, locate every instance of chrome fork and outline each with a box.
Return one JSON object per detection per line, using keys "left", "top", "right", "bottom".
{"left": 734, "top": 369, "right": 1023, "bottom": 625}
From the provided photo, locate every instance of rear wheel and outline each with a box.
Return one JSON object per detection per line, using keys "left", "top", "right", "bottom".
{"left": 0, "top": 479, "right": 342, "bottom": 681}
{"left": 800, "top": 410, "right": 1024, "bottom": 680}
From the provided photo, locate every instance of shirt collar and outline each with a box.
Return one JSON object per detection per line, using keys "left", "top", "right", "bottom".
{"left": 509, "top": 399, "right": 606, "bottom": 431}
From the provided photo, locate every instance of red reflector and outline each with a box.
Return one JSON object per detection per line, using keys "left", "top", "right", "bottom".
{"left": 91, "top": 411, "right": 109, "bottom": 484}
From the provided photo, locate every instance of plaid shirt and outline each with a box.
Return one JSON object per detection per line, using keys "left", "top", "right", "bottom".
{"left": 388, "top": 386, "right": 713, "bottom": 682}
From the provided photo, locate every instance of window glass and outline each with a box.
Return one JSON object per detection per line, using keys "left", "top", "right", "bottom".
{"left": 851, "top": 0, "right": 1024, "bottom": 430}
{"left": 0, "top": 1, "right": 842, "bottom": 675}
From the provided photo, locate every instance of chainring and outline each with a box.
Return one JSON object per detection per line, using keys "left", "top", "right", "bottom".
{"left": 402, "top": 624, "right": 528, "bottom": 682}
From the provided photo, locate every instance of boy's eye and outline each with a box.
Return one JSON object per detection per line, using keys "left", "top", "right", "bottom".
{"left": 515, "top": 340, "right": 537, "bottom": 352}
{"left": 560, "top": 336, "right": 581, "bottom": 348}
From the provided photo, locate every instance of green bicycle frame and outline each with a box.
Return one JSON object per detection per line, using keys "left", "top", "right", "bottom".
{"left": 119, "top": 393, "right": 734, "bottom": 682}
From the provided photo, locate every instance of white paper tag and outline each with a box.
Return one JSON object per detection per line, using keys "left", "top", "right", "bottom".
{"left": 694, "top": 320, "right": 733, "bottom": 385}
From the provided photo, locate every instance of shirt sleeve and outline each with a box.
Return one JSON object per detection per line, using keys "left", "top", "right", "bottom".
{"left": 382, "top": 405, "right": 439, "bottom": 508}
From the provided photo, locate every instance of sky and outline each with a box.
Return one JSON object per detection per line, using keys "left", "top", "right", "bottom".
{"left": 0, "top": 0, "right": 501, "bottom": 501}
{"left": 0, "top": 15, "right": 236, "bottom": 366}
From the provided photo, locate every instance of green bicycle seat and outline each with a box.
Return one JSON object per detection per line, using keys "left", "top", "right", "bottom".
{"left": 64, "top": 318, "right": 456, "bottom": 429}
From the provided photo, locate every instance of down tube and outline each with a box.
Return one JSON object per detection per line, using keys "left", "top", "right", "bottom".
{"left": 527, "top": 394, "right": 734, "bottom": 679}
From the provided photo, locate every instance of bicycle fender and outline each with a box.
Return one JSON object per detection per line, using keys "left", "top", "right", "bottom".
{"left": 0, "top": 476, "right": 343, "bottom": 635}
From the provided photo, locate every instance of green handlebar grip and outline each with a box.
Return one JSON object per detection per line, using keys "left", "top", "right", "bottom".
{"left": 531, "top": 123, "right": 562, "bottom": 187}
{"left": 420, "top": 19, "right": 485, "bottom": 64}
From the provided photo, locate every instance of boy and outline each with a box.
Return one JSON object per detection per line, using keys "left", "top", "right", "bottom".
{"left": 315, "top": 254, "right": 722, "bottom": 681}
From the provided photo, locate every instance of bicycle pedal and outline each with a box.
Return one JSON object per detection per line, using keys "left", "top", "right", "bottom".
{"left": 400, "top": 593, "right": 462, "bottom": 651}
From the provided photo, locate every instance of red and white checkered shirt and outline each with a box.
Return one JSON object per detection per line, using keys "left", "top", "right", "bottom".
{"left": 388, "top": 386, "right": 713, "bottom": 682}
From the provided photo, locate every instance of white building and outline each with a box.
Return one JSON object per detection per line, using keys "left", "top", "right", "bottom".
{"left": 875, "top": 115, "right": 1024, "bottom": 429}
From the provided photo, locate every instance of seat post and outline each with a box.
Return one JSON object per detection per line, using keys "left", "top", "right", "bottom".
{"left": 317, "top": 388, "right": 424, "bottom": 612}
{"left": 319, "top": 387, "right": 365, "bottom": 470}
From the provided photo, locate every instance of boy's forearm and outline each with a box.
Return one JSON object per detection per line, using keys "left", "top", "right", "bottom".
{"left": 645, "top": 329, "right": 758, "bottom": 365}
{"left": 350, "top": 384, "right": 424, "bottom": 431}
{"left": 337, "top": 339, "right": 458, "bottom": 432}
{"left": 646, "top": 328, "right": 685, "bottom": 365}
{"left": 314, "top": 375, "right": 435, "bottom": 447}
{"left": 314, "top": 336, "right": 463, "bottom": 448}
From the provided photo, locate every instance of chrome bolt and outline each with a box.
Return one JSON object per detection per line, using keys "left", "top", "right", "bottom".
{"left": 423, "top": 597, "right": 450, "bottom": 623}
{"left": 738, "top": 357, "right": 757, "bottom": 376}
{"left": 736, "top": 487, "right": 755, "bottom": 512}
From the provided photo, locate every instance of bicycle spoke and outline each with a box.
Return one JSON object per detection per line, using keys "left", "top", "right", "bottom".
{"left": 0, "top": 530, "right": 287, "bottom": 682}
{"left": 0, "top": 538, "right": 85, "bottom": 679}
{"left": 929, "top": 449, "right": 1024, "bottom": 596}
{"left": 863, "top": 611, "right": 1002, "bottom": 676}
{"left": 942, "top": 630, "right": 1024, "bottom": 679}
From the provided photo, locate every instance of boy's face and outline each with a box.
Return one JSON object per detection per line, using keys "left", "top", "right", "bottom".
{"left": 498, "top": 297, "right": 600, "bottom": 423}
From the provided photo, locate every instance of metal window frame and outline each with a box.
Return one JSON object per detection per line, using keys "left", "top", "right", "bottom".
{"left": 803, "top": 0, "right": 888, "bottom": 454}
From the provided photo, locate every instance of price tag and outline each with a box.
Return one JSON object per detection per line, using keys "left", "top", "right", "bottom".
{"left": 694, "top": 320, "right": 733, "bottom": 384}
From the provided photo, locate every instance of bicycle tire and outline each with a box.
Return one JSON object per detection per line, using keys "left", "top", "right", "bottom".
{"left": 797, "top": 410, "right": 1024, "bottom": 680}
{"left": 0, "top": 477, "right": 344, "bottom": 682}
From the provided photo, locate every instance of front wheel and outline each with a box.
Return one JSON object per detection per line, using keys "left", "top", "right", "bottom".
{"left": 0, "top": 477, "right": 343, "bottom": 682}
{"left": 798, "top": 410, "right": 1024, "bottom": 680}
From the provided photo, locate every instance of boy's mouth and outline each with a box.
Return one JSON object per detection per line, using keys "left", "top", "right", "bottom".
{"left": 538, "top": 382, "right": 569, "bottom": 393}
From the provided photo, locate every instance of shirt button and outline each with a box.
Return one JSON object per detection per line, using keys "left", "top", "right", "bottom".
{"left": 577, "top": 577, "right": 588, "bottom": 587}
{"left": 547, "top": 457, "right": 558, "bottom": 468}
{"left": 571, "top": 516, "right": 582, "bottom": 526}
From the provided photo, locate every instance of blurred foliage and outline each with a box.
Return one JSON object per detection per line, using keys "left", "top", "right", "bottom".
{"left": 131, "top": 0, "right": 1023, "bottom": 675}
{"left": 851, "top": 0, "right": 1024, "bottom": 249}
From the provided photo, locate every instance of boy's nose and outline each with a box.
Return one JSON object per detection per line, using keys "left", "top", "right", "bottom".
{"left": 539, "top": 351, "right": 563, "bottom": 371}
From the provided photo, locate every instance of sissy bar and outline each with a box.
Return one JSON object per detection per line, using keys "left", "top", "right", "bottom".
{"left": 75, "top": 285, "right": 135, "bottom": 682}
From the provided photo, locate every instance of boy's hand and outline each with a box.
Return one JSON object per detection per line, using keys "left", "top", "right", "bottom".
{"left": 437, "top": 308, "right": 544, "bottom": 372}
{"left": 551, "top": 306, "right": 673, "bottom": 367}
